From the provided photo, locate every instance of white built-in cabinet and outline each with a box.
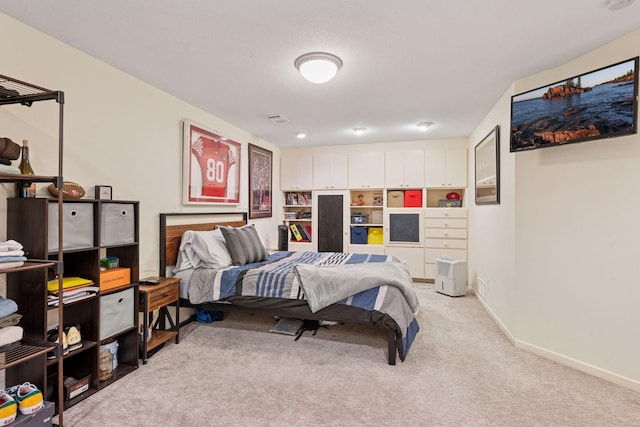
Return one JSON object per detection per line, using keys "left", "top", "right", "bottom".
{"left": 385, "top": 246, "right": 425, "bottom": 279}
{"left": 424, "top": 208, "right": 468, "bottom": 280}
{"left": 281, "top": 154, "right": 313, "bottom": 190}
{"left": 312, "top": 153, "right": 348, "bottom": 189}
{"left": 424, "top": 147, "right": 467, "bottom": 188}
{"left": 385, "top": 150, "right": 424, "bottom": 188}
{"left": 348, "top": 152, "right": 385, "bottom": 189}
{"left": 280, "top": 144, "right": 468, "bottom": 282}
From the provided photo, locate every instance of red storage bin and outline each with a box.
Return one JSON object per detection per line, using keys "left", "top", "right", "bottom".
{"left": 404, "top": 190, "right": 422, "bottom": 207}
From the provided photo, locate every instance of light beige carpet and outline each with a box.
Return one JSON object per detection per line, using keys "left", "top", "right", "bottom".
{"left": 62, "top": 284, "right": 640, "bottom": 426}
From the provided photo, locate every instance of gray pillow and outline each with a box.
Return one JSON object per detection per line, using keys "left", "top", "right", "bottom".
{"left": 220, "top": 224, "right": 269, "bottom": 266}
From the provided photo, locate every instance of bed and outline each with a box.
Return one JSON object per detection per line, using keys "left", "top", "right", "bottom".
{"left": 159, "top": 212, "right": 420, "bottom": 365}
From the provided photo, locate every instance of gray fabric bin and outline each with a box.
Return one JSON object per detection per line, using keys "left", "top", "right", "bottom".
{"left": 48, "top": 202, "right": 94, "bottom": 252}
{"left": 100, "top": 203, "right": 135, "bottom": 246}
{"left": 100, "top": 287, "right": 135, "bottom": 340}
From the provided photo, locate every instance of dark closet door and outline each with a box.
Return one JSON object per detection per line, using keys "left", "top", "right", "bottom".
{"left": 317, "top": 194, "right": 343, "bottom": 252}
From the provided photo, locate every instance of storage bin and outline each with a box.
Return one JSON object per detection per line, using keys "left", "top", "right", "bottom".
{"left": 48, "top": 202, "right": 94, "bottom": 252}
{"left": 350, "top": 227, "right": 368, "bottom": 244}
{"left": 100, "top": 203, "right": 136, "bottom": 245}
{"left": 367, "top": 227, "right": 383, "bottom": 244}
{"left": 99, "top": 267, "right": 131, "bottom": 292}
{"left": 438, "top": 199, "right": 462, "bottom": 207}
{"left": 404, "top": 190, "right": 422, "bottom": 207}
{"left": 351, "top": 213, "right": 368, "bottom": 224}
{"left": 370, "top": 209, "right": 383, "bottom": 224}
{"left": 387, "top": 190, "right": 404, "bottom": 207}
{"left": 100, "top": 287, "right": 134, "bottom": 340}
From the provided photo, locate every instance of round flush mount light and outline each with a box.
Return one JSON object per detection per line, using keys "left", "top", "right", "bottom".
{"left": 294, "top": 52, "right": 343, "bottom": 84}
{"left": 353, "top": 127, "right": 367, "bottom": 136}
{"left": 607, "top": 0, "right": 634, "bottom": 10}
{"left": 417, "top": 121, "right": 434, "bottom": 131}
{"left": 296, "top": 132, "right": 307, "bottom": 139}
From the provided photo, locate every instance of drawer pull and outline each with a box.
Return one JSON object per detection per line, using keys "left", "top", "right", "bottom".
{"left": 163, "top": 292, "right": 169, "bottom": 297}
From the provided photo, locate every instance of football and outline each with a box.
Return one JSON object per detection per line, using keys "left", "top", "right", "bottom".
{"left": 47, "top": 181, "right": 86, "bottom": 199}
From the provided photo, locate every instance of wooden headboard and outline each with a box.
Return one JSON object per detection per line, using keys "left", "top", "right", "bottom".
{"left": 159, "top": 212, "right": 248, "bottom": 276}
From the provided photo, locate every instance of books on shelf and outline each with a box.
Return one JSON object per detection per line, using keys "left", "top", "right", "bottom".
{"left": 290, "top": 224, "right": 303, "bottom": 241}
{"left": 289, "top": 224, "right": 311, "bottom": 242}
{"left": 285, "top": 192, "right": 311, "bottom": 206}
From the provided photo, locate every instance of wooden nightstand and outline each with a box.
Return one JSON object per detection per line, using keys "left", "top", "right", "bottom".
{"left": 138, "top": 277, "right": 180, "bottom": 364}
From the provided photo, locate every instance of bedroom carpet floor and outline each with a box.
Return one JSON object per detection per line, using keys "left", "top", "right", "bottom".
{"left": 62, "top": 283, "right": 640, "bottom": 426}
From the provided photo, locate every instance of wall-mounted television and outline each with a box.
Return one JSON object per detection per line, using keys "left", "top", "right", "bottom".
{"left": 510, "top": 57, "right": 639, "bottom": 152}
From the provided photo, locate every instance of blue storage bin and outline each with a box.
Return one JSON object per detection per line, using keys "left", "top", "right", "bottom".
{"left": 350, "top": 227, "right": 368, "bottom": 244}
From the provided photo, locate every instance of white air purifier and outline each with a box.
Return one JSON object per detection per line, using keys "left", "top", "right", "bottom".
{"left": 435, "top": 258, "right": 467, "bottom": 297}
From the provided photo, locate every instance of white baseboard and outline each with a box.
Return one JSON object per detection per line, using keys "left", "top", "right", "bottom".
{"left": 515, "top": 340, "right": 640, "bottom": 393}
{"left": 472, "top": 291, "right": 640, "bottom": 393}
{"left": 474, "top": 290, "right": 515, "bottom": 345}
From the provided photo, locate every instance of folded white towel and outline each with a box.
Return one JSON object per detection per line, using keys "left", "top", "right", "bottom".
{"left": 0, "top": 249, "right": 25, "bottom": 257}
{"left": 0, "top": 240, "right": 23, "bottom": 252}
{"left": 0, "top": 325, "right": 23, "bottom": 348}
{"left": 0, "top": 261, "right": 25, "bottom": 270}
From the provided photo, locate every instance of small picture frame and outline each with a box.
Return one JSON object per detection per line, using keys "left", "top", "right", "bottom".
{"left": 95, "top": 185, "right": 112, "bottom": 200}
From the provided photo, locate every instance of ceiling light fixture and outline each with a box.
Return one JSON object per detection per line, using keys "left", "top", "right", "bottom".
{"left": 353, "top": 127, "right": 366, "bottom": 136}
{"left": 296, "top": 132, "right": 306, "bottom": 139}
{"left": 294, "top": 52, "right": 343, "bottom": 84}
{"left": 417, "top": 121, "right": 434, "bottom": 131}
{"left": 607, "top": 0, "right": 634, "bottom": 10}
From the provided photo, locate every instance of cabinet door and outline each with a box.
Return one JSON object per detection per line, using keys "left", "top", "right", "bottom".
{"left": 385, "top": 151, "right": 406, "bottom": 188}
{"left": 313, "top": 190, "right": 349, "bottom": 253}
{"left": 404, "top": 150, "right": 424, "bottom": 188}
{"left": 349, "top": 152, "right": 384, "bottom": 189}
{"left": 314, "top": 153, "right": 347, "bottom": 189}
{"left": 385, "top": 246, "right": 425, "bottom": 279}
{"left": 365, "top": 152, "right": 385, "bottom": 188}
{"left": 348, "top": 152, "right": 368, "bottom": 188}
{"left": 445, "top": 148, "right": 467, "bottom": 187}
{"left": 282, "top": 155, "right": 312, "bottom": 190}
{"left": 424, "top": 148, "right": 446, "bottom": 187}
{"left": 425, "top": 148, "right": 467, "bottom": 188}
{"left": 386, "top": 151, "right": 424, "bottom": 188}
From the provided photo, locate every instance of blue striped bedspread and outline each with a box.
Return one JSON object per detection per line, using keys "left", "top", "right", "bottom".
{"left": 188, "top": 251, "right": 420, "bottom": 360}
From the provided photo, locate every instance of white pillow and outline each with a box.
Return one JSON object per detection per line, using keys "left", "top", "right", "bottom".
{"left": 173, "top": 230, "right": 232, "bottom": 273}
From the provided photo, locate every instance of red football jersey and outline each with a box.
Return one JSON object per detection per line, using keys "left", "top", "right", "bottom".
{"left": 191, "top": 136, "right": 237, "bottom": 197}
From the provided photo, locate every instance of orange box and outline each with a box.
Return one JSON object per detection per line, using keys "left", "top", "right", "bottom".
{"left": 99, "top": 267, "right": 131, "bottom": 292}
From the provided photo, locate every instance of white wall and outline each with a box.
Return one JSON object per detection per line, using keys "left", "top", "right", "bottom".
{"left": 467, "top": 85, "right": 517, "bottom": 340}
{"left": 0, "top": 13, "right": 281, "bottom": 278}
{"left": 469, "top": 28, "right": 640, "bottom": 390}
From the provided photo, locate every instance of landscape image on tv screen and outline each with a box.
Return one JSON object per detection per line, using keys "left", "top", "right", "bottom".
{"left": 510, "top": 57, "right": 638, "bottom": 152}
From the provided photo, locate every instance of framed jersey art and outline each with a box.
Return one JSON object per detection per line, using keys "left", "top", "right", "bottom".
{"left": 182, "top": 120, "right": 241, "bottom": 205}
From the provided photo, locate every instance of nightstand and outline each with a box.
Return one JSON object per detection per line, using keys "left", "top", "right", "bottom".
{"left": 138, "top": 277, "right": 180, "bottom": 364}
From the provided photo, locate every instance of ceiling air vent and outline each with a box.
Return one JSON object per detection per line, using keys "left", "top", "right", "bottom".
{"left": 266, "top": 114, "right": 289, "bottom": 123}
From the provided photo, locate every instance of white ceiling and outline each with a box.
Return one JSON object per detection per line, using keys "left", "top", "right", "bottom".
{"left": 1, "top": 1, "right": 640, "bottom": 148}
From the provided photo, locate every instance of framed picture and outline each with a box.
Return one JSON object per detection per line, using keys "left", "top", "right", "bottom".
{"left": 182, "top": 120, "right": 241, "bottom": 205}
{"left": 248, "top": 143, "right": 273, "bottom": 219}
{"left": 475, "top": 125, "right": 500, "bottom": 205}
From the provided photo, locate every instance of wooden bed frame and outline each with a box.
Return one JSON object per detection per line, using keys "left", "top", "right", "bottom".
{"left": 159, "top": 212, "right": 399, "bottom": 365}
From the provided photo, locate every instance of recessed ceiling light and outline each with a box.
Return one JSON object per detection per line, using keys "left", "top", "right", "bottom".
{"left": 417, "top": 121, "right": 434, "bottom": 131}
{"left": 294, "top": 52, "right": 343, "bottom": 84}
{"left": 607, "top": 0, "right": 634, "bottom": 10}
{"left": 296, "top": 132, "right": 306, "bottom": 139}
{"left": 353, "top": 127, "right": 366, "bottom": 136}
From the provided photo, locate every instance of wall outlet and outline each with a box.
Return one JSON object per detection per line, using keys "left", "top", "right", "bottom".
{"left": 477, "top": 278, "right": 487, "bottom": 299}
